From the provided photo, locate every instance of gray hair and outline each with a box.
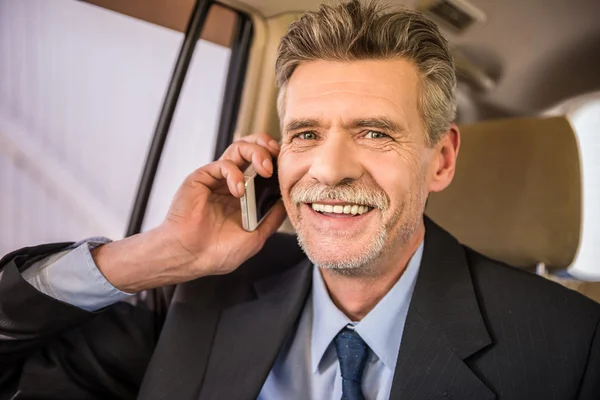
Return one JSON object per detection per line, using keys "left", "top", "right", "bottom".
{"left": 275, "top": 0, "right": 457, "bottom": 144}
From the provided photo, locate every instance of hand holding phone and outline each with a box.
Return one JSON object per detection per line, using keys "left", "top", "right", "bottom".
{"left": 94, "top": 133, "right": 286, "bottom": 293}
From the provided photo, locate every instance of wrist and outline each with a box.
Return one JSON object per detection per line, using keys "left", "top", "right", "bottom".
{"left": 91, "top": 228, "right": 198, "bottom": 293}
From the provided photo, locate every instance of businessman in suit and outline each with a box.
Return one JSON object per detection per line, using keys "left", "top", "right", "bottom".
{"left": 1, "top": 1, "right": 599, "bottom": 399}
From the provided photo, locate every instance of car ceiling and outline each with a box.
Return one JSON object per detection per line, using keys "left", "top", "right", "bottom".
{"left": 85, "top": 0, "right": 600, "bottom": 122}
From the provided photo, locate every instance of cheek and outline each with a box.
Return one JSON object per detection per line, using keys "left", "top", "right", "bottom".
{"left": 375, "top": 170, "right": 410, "bottom": 205}
{"left": 277, "top": 150, "right": 311, "bottom": 197}
{"left": 364, "top": 150, "right": 425, "bottom": 205}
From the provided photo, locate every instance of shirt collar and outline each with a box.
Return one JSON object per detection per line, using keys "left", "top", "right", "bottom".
{"left": 310, "top": 239, "right": 424, "bottom": 373}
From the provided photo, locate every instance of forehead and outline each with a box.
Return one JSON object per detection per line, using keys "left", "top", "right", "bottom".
{"left": 283, "top": 59, "right": 421, "bottom": 127}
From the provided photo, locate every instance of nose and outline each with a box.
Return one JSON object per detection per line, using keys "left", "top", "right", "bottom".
{"left": 308, "top": 132, "right": 363, "bottom": 186}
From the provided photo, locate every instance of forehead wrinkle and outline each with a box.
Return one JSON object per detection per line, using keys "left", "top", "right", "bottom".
{"left": 293, "top": 84, "right": 399, "bottom": 101}
{"left": 288, "top": 96, "right": 408, "bottom": 127}
{"left": 285, "top": 84, "right": 417, "bottom": 135}
{"left": 289, "top": 86, "right": 410, "bottom": 122}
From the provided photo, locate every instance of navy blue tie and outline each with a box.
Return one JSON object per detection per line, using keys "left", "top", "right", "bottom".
{"left": 334, "top": 327, "right": 369, "bottom": 400}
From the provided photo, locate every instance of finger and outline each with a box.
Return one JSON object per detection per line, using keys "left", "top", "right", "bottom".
{"left": 221, "top": 141, "right": 275, "bottom": 178}
{"left": 192, "top": 160, "right": 245, "bottom": 197}
{"left": 239, "top": 132, "right": 280, "bottom": 153}
{"left": 254, "top": 200, "right": 288, "bottom": 242}
{"left": 221, "top": 134, "right": 279, "bottom": 163}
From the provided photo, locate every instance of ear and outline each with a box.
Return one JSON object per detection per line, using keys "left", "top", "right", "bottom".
{"left": 428, "top": 124, "right": 460, "bottom": 193}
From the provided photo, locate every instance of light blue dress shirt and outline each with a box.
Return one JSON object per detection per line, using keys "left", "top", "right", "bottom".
{"left": 22, "top": 238, "right": 423, "bottom": 398}
{"left": 259, "top": 240, "right": 423, "bottom": 400}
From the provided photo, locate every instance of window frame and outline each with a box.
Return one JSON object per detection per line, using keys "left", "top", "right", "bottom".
{"left": 125, "top": 0, "right": 253, "bottom": 236}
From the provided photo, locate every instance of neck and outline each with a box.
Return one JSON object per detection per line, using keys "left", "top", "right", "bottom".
{"left": 320, "top": 222, "right": 425, "bottom": 321}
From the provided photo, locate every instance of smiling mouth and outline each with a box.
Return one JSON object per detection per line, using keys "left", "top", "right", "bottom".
{"left": 309, "top": 202, "right": 373, "bottom": 216}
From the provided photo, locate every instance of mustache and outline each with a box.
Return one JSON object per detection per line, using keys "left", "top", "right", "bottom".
{"left": 290, "top": 182, "right": 389, "bottom": 210}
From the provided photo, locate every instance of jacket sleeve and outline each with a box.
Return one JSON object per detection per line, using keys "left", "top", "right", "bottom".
{"left": 577, "top": 317, "right": 600, "bottom": 400}
{"left": 0, "top": 243, "right": 172, "bottom": 399}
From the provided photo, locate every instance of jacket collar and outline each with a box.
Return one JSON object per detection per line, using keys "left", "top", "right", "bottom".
{"left": 138, "top": 234, "right": 312, "bottom": 400}
{"left": 389, "top": 217, "right": 494, "bottom": 399}
{"left": 197, "top": 257, "right": 313, "bottom": 400}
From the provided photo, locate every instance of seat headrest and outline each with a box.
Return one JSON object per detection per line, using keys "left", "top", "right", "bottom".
{"left": 426, "top": 116, "right": 581, "bottom": 270}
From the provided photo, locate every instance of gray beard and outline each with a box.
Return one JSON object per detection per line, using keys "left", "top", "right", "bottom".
{"left": 295, "top": 208, "right": 419, "bottom": 277}
{"left": 297, "top": 199, "right": 423, "bottom": 277}
{"left": 296, "top": 225, "right": 387, "bottom": 277}
{"left": 289, "top": 171, "right": 427, "bottom": 277}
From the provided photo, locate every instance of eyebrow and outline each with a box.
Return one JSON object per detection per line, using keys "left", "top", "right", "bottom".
{"left": 348, "top": 117, "right": 404, "bottom": 133}
{"left": 283, "top": 116, "right": 405, "bottom": 135}
{"left": 284, "top": 118, "right": 321, "bottom": 134}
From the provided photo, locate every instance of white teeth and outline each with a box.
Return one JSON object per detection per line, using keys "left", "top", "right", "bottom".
{"left": 310, "top": 203, "right": 371, "bottom": 215}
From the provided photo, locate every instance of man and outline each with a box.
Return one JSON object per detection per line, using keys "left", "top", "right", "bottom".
{"left": 0, "top": 1, "right": 599, "bottom": 399}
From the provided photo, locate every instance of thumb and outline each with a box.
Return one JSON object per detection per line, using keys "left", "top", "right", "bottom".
{"left": 254, "top": 200, "right": 288, "bottom": 243}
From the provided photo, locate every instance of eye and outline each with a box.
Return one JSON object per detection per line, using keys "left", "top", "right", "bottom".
{"left": 294, "top": 131, "right": 318, "bottom": 140}
{"left": 364, "top": 130, "right": 389, "bottom": 139}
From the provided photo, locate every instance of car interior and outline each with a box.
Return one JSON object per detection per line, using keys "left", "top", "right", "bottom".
{"left": 1, "top": 0, "right": 599, "bottom": 301}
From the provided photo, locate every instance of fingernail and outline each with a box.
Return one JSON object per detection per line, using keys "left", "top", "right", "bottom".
{"left": 268, "top": 140, "right": 279, "bottom": 150}
{"left": 262, "top": 158, "right": 273, "bottom": 173}
{"left": 237, "top": 182, "right": 245, "bottom": 197}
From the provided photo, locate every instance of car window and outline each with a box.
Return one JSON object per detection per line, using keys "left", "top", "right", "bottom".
{"left": 0, "top": 0, "right": 246, "bottom": 254}
{"left": 141, "top": 38, "right": 233, "bottom": 232}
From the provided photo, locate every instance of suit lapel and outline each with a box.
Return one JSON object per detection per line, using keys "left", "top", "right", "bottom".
{"left": 389, "top": 217, "right": 495, "bottom": 400}
{"left": 198, "top": 258, "right": 312, "bottom": 400}
{"left": 138, "top": 301, "right": 221, "bottom": 400}
{"left": 138, "top": 233, "right": 309, "bottom": 400}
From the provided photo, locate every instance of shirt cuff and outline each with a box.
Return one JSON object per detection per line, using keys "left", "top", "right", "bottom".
{"left": 22, "top": 238, "right": 134, "bottom": 311}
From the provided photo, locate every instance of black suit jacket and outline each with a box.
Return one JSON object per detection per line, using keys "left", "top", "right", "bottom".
{"left": 1, "top": 218, "right": 599, "bottom": 400}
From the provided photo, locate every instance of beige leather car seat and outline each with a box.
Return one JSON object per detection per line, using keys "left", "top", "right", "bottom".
{"left": 426, "top": 116, "right": 600, "bottom": 302}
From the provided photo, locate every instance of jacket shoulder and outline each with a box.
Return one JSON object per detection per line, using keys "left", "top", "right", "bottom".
{"left": 463, "top": 247, "right": 600, "bottom": 398}
{"left": 465, "top": 246, "right": 600, "bottom": 327}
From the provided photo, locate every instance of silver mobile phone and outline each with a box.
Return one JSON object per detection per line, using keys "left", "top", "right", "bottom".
{"left": 240, "top": 158, "right": 281, "bottom": 231}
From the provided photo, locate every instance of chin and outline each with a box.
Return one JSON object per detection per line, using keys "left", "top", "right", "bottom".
{"left": 296, "top": 228, "right": 387, "bottom": 271}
